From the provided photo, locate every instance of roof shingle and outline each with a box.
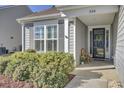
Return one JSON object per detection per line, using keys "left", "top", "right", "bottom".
{"left": 24, "top": 7, "right": 60, "bottom": 18}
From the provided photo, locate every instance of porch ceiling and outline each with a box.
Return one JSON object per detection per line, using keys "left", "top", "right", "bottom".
{"left": 78, "top": 13, "right": 115, "bottom": 26}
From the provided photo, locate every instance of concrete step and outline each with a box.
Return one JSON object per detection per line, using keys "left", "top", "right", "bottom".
{"left": 65, "top": 76, "right": 108, "bottom": 88}
{"left": 76, "top": 65, "right": 115, "bottom": 70}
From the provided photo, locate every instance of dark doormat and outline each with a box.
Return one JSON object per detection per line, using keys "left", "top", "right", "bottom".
{"left": 93, "top": 58, "right": 106, "bottom": 61}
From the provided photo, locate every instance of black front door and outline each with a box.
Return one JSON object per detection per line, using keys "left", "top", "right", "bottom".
{"left": 93, "top": 28, "right": 105, "bottom": 58}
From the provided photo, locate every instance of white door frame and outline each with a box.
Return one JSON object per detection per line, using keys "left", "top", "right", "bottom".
{"left": 88, "top": 25, "right": 111, "bottom": 59}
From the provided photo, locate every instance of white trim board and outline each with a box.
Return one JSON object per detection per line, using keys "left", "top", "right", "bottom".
{"left": 64, "top": 18, "right": 69, "bottom": 52}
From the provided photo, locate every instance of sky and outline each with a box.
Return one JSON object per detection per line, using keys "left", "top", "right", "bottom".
{"left": 28, "top": 5, "right": 53, "bottom": 12}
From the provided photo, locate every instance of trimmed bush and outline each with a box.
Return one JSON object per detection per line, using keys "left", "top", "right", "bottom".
{"left": 25, "top": 49, "right": 36, "bottom": 53}
{"left": 3, "top": 51, "right": 74, "bottom": 88}
{"left": 38, "top": 52, "right": 74, "bottom": 74}
{"left": 0, "top": 57, "right": 10, "bottom": 74}
{"left": 12, "top": 60, "right": 39, "bottom": 81}
{"left": 4, "top": 52, "right": 40, "bottom": 77}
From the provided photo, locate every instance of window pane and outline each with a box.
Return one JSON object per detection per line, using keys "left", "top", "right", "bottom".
{"left": 46, "top": 40, "right": 52, "bottom": 51}
{"left": 47, "top": 26, "right": 52, "bottom": 38}
{"left": 53, "top": 40, "right": 57, "bottom": 51}
{"left": 106, "top": 30, "right": 109, "bottom": 51}
{"left": 35, "top": 33, "right": 40, "bottom": 39}
{"left": 35, "top": 26, "right": 44, "bottom": 39}
{"left": 35, "top": 27, "right": 40, "bottom": 33}
{"left": 35, "top": 40, "right": 40, "bottom": 51}
{"left": 90, "top": 31, "right": 93, "bottom": 55}
{"left": 35, "top": 27, "right": 40, "bottom": 39}
{"left": 40, "top": 27, "right": 44, "bottom": 39}
{"left": 53, "top": 26, "right": 57, "bottom": 38}
{"left": 41, "top": 40, "right": 44, "bottom": 51}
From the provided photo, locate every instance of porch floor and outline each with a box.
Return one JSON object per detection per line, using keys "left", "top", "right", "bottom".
{"left": 76, "top": 60, "right": 115, "bottom": 70}
{"left": 65, "top": 60, "right": 120, "bottom": 88}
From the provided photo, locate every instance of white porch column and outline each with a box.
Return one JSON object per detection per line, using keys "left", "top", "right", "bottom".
{"left": 64, "top": 18, "right": 69, "bottom": 52}
{"left": 22, "top": 24, "right": 25, "bottom": 52}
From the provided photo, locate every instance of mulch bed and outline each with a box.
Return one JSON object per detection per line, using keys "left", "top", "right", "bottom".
{"left": 68, "top": 74, "right": 75, "bottom": 82}
{"left": 0, "top": 74, "right": 75, "bottom": 88}
{"left": 0, "top": 75, "right": 34, "bottom": 88}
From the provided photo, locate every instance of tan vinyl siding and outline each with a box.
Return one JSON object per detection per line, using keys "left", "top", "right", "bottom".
{"left": 115, "top": 5, "right": 124, "bottom": 87}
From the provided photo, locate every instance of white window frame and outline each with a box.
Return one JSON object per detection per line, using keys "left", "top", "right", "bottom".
{"left": 34, "top": 25, "right": 44, "bottom": 52}
{"left": 34, "top": 24, "right": 58, "bottom": 52}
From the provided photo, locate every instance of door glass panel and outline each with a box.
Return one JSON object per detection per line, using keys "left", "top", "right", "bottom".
{"left": 93, "top": 29, "right": 105, "bottom": 58}
{"left": 90, "top": 31, "right": 93, "bottom": 55}
{"left": 106, "top": 30, "right": 109, "bottom": 51}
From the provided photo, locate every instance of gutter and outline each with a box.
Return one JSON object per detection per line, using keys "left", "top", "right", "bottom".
{"left": 17, "top": 13, "right": 61, "bottom": 24}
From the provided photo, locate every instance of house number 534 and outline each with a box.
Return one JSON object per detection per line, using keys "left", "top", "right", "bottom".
{"left": 89, "top": 9, "right": 96, "bottom": 13}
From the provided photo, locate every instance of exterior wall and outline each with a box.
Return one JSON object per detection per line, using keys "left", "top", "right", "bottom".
{"left": 68, "top": 19, "right": 75, "bottom": 54}
{"left": 75, "top": 18, "right": 87, "bottom": 65}
{"left": 25, "top": 26, "right": 34, "bottom": 50}
{"left": 25, "top": 27, "right": 30, "bottom": 50}
{"left": 111, "top": 12, "right": 118, "bottom": 59}
{"left": 115, "top": 5, "right": 124, "bottom": 87}
{"left": 25, "top": 19, "right": 64, "bottom": 52}
{"left": 85, "top": 27, "right": 88, "bottom": 51}
{"left": 58, "top": 19, "right": 64, "bottom": 52}
{"left": 0, "top": 6, "right": 32, "bottom": 52}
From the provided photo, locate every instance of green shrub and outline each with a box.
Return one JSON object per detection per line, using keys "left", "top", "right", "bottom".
{"left": 32, "top": 52, "right": 74, "bottom": 87}
{"left": 0, "top": 56, "right": 10, "bottom": 74}
{"left": 4, "top": 52, "right": 40, "bottom": 77}
{"left": 13, "top": 60, "right": 39, "bottom": 81}
{"left": 25, "top": 49, "right": 36, "bottom": 53}
{"left": 30, "top": 65, "right": 69, "bottom": 88}
{"left": 38, "top": 52, "right": 74, "bottom": 74}
{"left": 3, "top": 51, "right": 74, "bottom": 88}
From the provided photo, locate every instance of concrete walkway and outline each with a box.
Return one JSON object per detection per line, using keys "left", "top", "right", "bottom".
{"left": 66, "top": 76, "right": 108, "bottom": 88}
{"left": 65, "top": 62, "right": 120, "bottom": 88}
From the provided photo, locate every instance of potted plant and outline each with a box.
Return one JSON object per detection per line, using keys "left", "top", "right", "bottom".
{"left": 80, "top": 48, "right": 91, "bottom": 64}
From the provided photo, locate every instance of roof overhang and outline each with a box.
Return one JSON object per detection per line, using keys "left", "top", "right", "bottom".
{"left": 17, "top": 13, "right": 61, "bottom": 24}
{"left": 56, "top": 5, "right": 119, "bottom": 18}
{"left": 56, "top": 5, "right": 95, "bottom": 11}
{"left": 78, "top": 13, "right": 116, "bottom": 26}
